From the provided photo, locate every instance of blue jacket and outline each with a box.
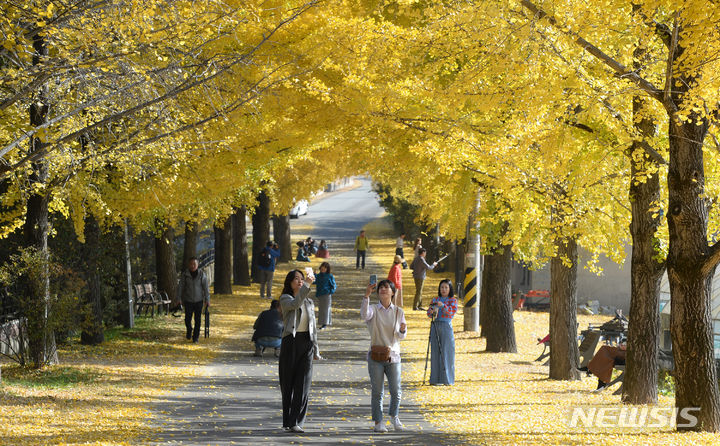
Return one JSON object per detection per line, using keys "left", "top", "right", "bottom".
{"left": 296, "top": 247, "right": 310, "bottom": 262}
{"left": 315, "top": 272, "right": 337, "bottom": 297}
{"left": 258, "top": 247, "right": 281, "bottom": 272}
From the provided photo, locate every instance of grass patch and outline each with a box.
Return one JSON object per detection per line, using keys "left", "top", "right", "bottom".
{"left": 1, "top": 365, "right": 100, "bottom": 389}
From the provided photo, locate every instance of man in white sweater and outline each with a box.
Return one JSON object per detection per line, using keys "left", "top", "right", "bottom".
{"left": 361, "top": 279, "right": 407, "bottom": 433}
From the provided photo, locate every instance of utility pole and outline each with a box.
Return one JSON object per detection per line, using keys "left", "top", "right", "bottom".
{"left": 124, "top": 219, "right": 134, "bottom": 328}
{"left": 464, "top": 191, "right": 482, "bottom": 331}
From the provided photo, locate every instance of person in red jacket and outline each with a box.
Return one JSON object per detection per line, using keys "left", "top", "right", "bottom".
{"left": 387, "top": 255, "right": 404, "bottom": 307}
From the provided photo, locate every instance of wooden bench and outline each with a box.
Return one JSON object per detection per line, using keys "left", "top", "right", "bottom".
{"left": 134, "top": 283, "right": 172, "bottom": 317}
{"left": 578, "top": 330, "right": 603, "bottom": 369}
{"left": 535, "top": 334, "right": 550, "bottom": 363}
{"left": 592, "top": 363, "right": 626, "bottom": 395}
{"left": 535, "top": 329, "right": 602, "bottom": 367}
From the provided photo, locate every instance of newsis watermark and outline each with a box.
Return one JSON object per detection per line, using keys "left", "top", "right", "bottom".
{"left": 567, "top": 406, "right": 700, "bottom": 429}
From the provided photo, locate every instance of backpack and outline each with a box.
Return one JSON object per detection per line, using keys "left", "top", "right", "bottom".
{"left": 259, "top": 248, "right": 272, "bottom": 268}
{"left": 410, "top": 256, "right": 418, "bottom": 270}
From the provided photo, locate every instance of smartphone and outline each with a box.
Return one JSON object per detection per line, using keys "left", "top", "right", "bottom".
{"left": 305, "top": 267, "right": 314, "bottom": 279}
{"left": 369, "top": 274, "right": 377, "bottom": 285}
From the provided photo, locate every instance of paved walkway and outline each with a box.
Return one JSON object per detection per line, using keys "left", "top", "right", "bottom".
{"left": 150, "top": 180, "right": 460, "bottom": 445}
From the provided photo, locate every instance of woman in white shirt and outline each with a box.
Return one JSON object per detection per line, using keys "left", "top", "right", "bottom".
{"left": 361, "top": 279, "right": 407, "bottom": 433}
{"left": 279, "top": 269, "right": 318, "bottom": 433}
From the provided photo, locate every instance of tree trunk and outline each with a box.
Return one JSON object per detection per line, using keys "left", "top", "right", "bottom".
{"left": 454, "top": 239, "right": 466, "bottom": 299}
{"left": 80, "top": 215, "right": 104, "bottom": 345}
{"left": 667, "top": 115, "right": 720, "bottom": 431}
{"left": 24, "top": 31, "right": 57, "bottom": 368}
{"left": 232, "top": 206, "right": 251, "bottom": 285}
{"left": 549, "top": 236, "right": 580, "bottom": 380}
{"left": 155, "top": 223, "right": 176, "bottom": 302}
{"left": 214, "top": 220, "right": 233, "bottom": 294}
{"left": 440, "top": 239, "right": 455, "bottom": 274}
{"left": 484, "top": 243, "right": 517, "bottom": 353}
{"left": 251, "top": 191, "right": 270, "bottom": 283}
{"left": 273, "top": 214, "right": 292, "bottom": 263}
{"left": 479, "top": 255, "right": 490, "bottom": 338}
{"left": 424, "top": 227, "right": 441, "bottom": 266}
{"left": 623, "top": 93, "right": 664, "bottom": 404}
{"left": 182, "top": 221, "right": 198, "bottom": 271}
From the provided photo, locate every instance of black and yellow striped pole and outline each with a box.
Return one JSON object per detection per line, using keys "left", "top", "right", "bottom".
{"left": 463, "top": 267, "right": 478, "bottom": 307}
{"left": 464, "top": 237, "right": 482, "bottom": 330}
{"left": 463, "top": 262, "right": 480, "bottom": 331}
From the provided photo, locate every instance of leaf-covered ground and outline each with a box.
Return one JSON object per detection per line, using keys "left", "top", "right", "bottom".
{"left": 2, "top": 214, "right": 720, "bottom": 444}
{"left": 364, "top": 217, "right": 720, "bottom": 445}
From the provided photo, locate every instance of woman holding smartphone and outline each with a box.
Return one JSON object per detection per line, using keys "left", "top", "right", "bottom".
{"left": 279, "top": 269, "right": 319, "bottom": 433}
{"left": 361, "top": 279, "right": 407, "bottom": 432}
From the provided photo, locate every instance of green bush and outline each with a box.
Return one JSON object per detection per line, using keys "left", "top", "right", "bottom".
{"left": 658, "top": 369, "right": 675, "bottom": 396}
{"left": 0, "top": 247, "right": 86, "bottom": 368}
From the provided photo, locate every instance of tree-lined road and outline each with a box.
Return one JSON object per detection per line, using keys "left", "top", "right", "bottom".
{"left": 150, "top": 180, "right": 457, "bottom": 445}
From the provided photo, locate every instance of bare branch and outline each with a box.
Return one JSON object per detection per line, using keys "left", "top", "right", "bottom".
{"left": 702, "top": 242, "right": 720, "bottom": 277}
{"left": 0, "top": 2, "right": 317, "bottom": 178}
{"left": 520, "top": 0, "right": 664, "bottom": 103}
{"left": 663, "top": 13, "right": 679, "bottom": 107}
{"left": 709, "top": 130, "right": 720, "bottom": 154}
{"left": 632, "top": 3, "right": 672, "bottom": 48}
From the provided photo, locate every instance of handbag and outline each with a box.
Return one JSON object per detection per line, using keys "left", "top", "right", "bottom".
{"left": 370, "top": 345, "right": 391, "bottom": 362}
{"left": 369, "top": 307, "right": 399, "bottom": 362}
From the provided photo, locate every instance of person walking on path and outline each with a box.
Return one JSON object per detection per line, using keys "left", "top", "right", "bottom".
{"left": 258, "top": 241, "right": 281, "bottom": 299}
{"left": 387, "top": 255, "right": 404, "bottom": 308}
{"left": 279, "top": 269, "right": 320, "bottom": 433}
{"left": 177, "top": 257, "right": 210, "bottom": 343}
{"left": 412, "top": 237, "right": 422, "bottom": 260}
{"left": 395, "top": 233, "right": 408, "bottom": 269}
{"left": 361, "top": 279, "right": 407, "bottom": 433}
{"left": 411, "top": 248, "right": 437, "bottom": 311}
{"left": 426, "top": 279, "right": 457, "bottom": 385}
{"left": 355, "top": 230, "right": 370, "bottom": 269}
{"left": 314, "top": 262, "right": 337, "bottom": 329}
{"left": 252, "top": 299, "right": 283, "bottom": 357}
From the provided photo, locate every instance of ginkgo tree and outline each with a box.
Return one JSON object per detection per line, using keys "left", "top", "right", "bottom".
{"left": 513, "top": 0, "right": 720, "bottom": 431}
{"left": 4, "top": 2, "right": 720, "bottom": 435}
{"left": 0, "top": 0, "right": 322, "bottom": 364}
{"left": 295, "top": 2, "right": 720, "bottom": 430}
{"left": 299, "top": 0, "right": 637, "bottom": 377}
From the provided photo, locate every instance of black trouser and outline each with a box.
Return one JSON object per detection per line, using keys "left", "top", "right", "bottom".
{"left": 184, "top": 301, "right": 204, "bottom": 341}
{"left": 356, "top": 250, "right": 366, "bottom": 269}
{"left": 396, "top": 248, "right": 408, "bottom": 268}
{"left": 279, "top": 332, "right": 313, "bottom": 428}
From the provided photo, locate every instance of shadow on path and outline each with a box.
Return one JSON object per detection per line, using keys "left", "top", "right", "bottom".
{"left": 150, "top": 179, "right": 464, "bottom": 445}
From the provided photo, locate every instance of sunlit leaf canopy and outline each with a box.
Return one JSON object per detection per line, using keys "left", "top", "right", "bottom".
{"left": 2, "top": 0, "right": 720, "bottom": 269}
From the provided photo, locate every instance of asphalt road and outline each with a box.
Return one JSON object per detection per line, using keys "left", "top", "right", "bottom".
{"left": 149, "top": 178, "right": 461, "bottom": 445}
{"left": 297, "top": 177, "right": 386, "bottom": 241}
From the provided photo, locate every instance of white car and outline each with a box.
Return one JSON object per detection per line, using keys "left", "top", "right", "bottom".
{"left": 289, "top": 199, "right": 308, "bottom": 218}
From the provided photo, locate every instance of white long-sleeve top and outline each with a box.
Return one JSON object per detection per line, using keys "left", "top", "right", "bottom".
{"left": 361, "top": 298, "right": 407, "bottom": 363}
